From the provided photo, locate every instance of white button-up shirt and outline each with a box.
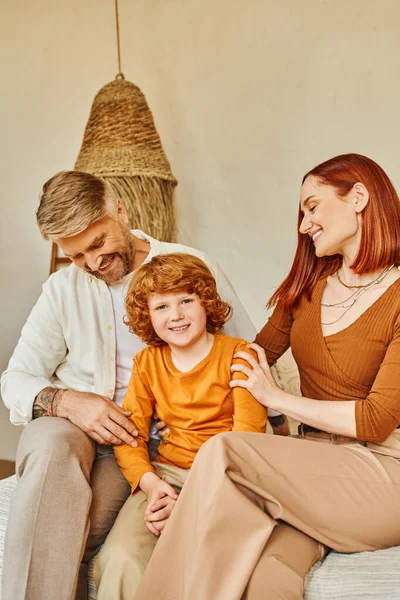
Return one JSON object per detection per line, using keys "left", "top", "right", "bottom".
{"left": 1, "top": 231, "right": 257, "bottom": 425}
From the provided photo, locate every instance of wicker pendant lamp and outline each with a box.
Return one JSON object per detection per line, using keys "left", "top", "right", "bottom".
{"left": 74, "top": 74, "right": 177, "bottom": 242}
{"left": 50, "top": 1, "right": 177, "bottom": 274}
{"left": 76, "top": 0, "right": 177, "bottom": 241}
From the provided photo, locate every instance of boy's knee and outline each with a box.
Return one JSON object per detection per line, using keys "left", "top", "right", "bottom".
{"left": 94, "top": 537, "right": 147, "bottom": 589}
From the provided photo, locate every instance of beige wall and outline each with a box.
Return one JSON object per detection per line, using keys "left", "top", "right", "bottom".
{"left": 1, "top": 0, "right": 400, "bottom": 459}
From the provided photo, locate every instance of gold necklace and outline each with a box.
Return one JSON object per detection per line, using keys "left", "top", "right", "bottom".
{"left": 321, "top": 286, "right": 360, "bottom": 309}
{"left": 321, "top": 264, "right": 394, "bottom": 326}
{"left": 337, "top": 265, "right": 393, "bottom": 290}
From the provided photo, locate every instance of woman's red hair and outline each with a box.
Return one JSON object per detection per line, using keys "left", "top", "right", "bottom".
{"left": 268, "top": 153, "right": 400, "bottom": 310}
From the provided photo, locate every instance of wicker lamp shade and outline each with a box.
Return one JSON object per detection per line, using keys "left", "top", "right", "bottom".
{"left": 75, "top": 76, "right": 177, "bottom": 241}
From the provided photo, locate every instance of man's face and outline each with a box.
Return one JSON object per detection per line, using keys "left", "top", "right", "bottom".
{"left": 56, "top": 210, "right": 135, "bottom": 285}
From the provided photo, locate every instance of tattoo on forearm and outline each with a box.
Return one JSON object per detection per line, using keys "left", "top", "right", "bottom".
{"left": 32, "top": 387, "right": 63, "bottom": 419}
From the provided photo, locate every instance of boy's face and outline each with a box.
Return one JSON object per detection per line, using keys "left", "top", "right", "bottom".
{"left": 148, "top": 291, "right": 208, "bottom": 350}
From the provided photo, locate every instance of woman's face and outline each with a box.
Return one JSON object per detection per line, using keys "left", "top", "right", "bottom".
{"left": 299, "top": 175, "right": 362, "bottom": 259}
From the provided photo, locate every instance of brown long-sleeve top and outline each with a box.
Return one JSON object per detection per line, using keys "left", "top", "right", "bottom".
{"left": 255, "top": 277, "right": 400, "bottom": 444}
{"left": 115, "top": 334, "right": 267, "bottom": 491}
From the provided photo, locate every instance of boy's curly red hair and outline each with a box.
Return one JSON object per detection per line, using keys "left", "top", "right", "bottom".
{"left": 125, "top": 253, "right": 232, "bottom": 346}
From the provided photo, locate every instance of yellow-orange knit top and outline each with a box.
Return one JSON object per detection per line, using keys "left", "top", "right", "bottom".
{"left": 255, "top": 277, "right": 400, "bottom": 444}
{"left": 115, "top": 334, "right": 267, "bottom": 490}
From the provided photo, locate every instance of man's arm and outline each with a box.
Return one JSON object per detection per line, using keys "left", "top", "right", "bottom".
{"left": 32, "top": 387, "right": 61, "bottom": 419}
{"left": 2, "top": 273, "right": 140, "bottom": 444}
{"left": 1, "top": 278, "right": 69, "bottom": 425}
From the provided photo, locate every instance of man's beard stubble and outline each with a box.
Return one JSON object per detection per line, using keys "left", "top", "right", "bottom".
{"left": 84, "top": 228, "right": 135, "bottom": 284}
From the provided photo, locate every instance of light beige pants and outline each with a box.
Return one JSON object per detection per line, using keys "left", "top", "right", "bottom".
{"left": 134, "top": 432, "right": 400, "bottom": 600}
{"left": 1, "top": 417, "right": 130, "bottom": 600}
{"left": 94, "top": 463, "right": 189, "bottom": 600}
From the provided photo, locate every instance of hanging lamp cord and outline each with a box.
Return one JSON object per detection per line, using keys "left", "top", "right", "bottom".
{"left": 115, "top": 0, "right": 124, "bottom": 79}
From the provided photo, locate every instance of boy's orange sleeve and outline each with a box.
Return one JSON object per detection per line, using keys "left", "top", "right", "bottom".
{"left": 114, "top": 357, "right": 156, "bottom": 491}
{"left": 231, "top": 342, "right": 267, "bottom": 433}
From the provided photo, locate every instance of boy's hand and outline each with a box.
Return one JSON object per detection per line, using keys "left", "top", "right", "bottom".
{"left": 139, "top": 472, "right": 178, "bottom": 536}
{"left": 145, "top": 495, "right": 177, "bottom": 534}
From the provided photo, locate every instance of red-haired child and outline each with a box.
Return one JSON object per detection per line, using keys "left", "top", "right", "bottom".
{"left": 94, "top": 253, "right": 267, "bottom": 598}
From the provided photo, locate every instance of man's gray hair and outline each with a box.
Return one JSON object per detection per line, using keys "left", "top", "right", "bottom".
{"left": 36, "top": 171, "right": 118, "bottom": 240}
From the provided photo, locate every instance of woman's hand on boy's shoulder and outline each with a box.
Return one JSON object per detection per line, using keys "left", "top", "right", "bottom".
{"left": 230, "top": 343, "right": 282, "bottom": 409}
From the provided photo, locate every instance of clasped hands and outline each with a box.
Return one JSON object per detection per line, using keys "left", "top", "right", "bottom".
{"left": 139, "top": 471, "right": 179, "bottom": 536}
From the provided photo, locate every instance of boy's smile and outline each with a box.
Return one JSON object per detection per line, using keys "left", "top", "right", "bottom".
{"left": 169, "top": 324, "right": 191, "bottom": 333}
{"left": 148, "top": 292, "right": 208, "bottom": 351}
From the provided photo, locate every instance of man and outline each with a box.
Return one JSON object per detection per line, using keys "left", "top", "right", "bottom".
{"left": 1, "top": 170, "right": 288, "bottom": 600}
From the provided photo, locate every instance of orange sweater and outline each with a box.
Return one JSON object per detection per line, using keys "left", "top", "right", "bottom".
{"left": 255, "top": 277, "right": 400, "bottom": 443}
{"left": 115, "top": 335, "right": 267, "bottom": 490}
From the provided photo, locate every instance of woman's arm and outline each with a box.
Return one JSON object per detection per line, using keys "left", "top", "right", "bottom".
{"left": 266, "top": 392, "right": 357, "bottom": 438}
{"left": 230, "top": 344, "right": 358, "bottom": 437}
{"left": 255, "top": 303, "right": 294, "bottom": 435}
{"left": 254, "top": 302, "right": 293, "bottom": 366}
{"left": 231, "top": 325, "right": 400, "bottom": 442}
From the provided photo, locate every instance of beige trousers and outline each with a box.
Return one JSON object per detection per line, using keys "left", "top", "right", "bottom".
{"left": 94, "top": 463, "right": 189, "bottom": 600}
{"left": 134, "top": 432, "right": 400, "bottom": 600}
{"left": 1, "top": 417, "right": 130, "bottom": 600}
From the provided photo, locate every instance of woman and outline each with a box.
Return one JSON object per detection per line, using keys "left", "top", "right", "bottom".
{"left": 134, "top": 154, "right": 400, "bottom": 600}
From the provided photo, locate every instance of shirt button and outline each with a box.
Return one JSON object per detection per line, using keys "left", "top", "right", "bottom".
{"left": 108, "top": 324, "right": 113, "bottom": 330}
{"left": 107, "top": 388, "right": 114, "bottom": 396}
{"left": 109, "top": 355, "right": 114, "bottom": 361}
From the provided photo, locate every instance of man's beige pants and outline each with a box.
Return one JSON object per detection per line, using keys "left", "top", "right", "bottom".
{"left": 134, "top": 432, "right": 400, "bottom": 600}
{"left": 94, "top": 463, "right": 189, "bottom": 599}
{"left": 1, "top": 418, "right": 130, "bottom": 600}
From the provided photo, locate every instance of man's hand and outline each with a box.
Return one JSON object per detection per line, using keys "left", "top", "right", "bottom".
{"left": 140, "top": 472, "right": 178, "bottom": 536}
{"left": 55, "top": 390, "right": 138, "bottom": 446}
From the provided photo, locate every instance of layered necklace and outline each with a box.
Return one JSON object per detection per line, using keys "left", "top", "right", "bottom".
{"left": 321, "top": 264, "right": 395, "bottom": 326}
